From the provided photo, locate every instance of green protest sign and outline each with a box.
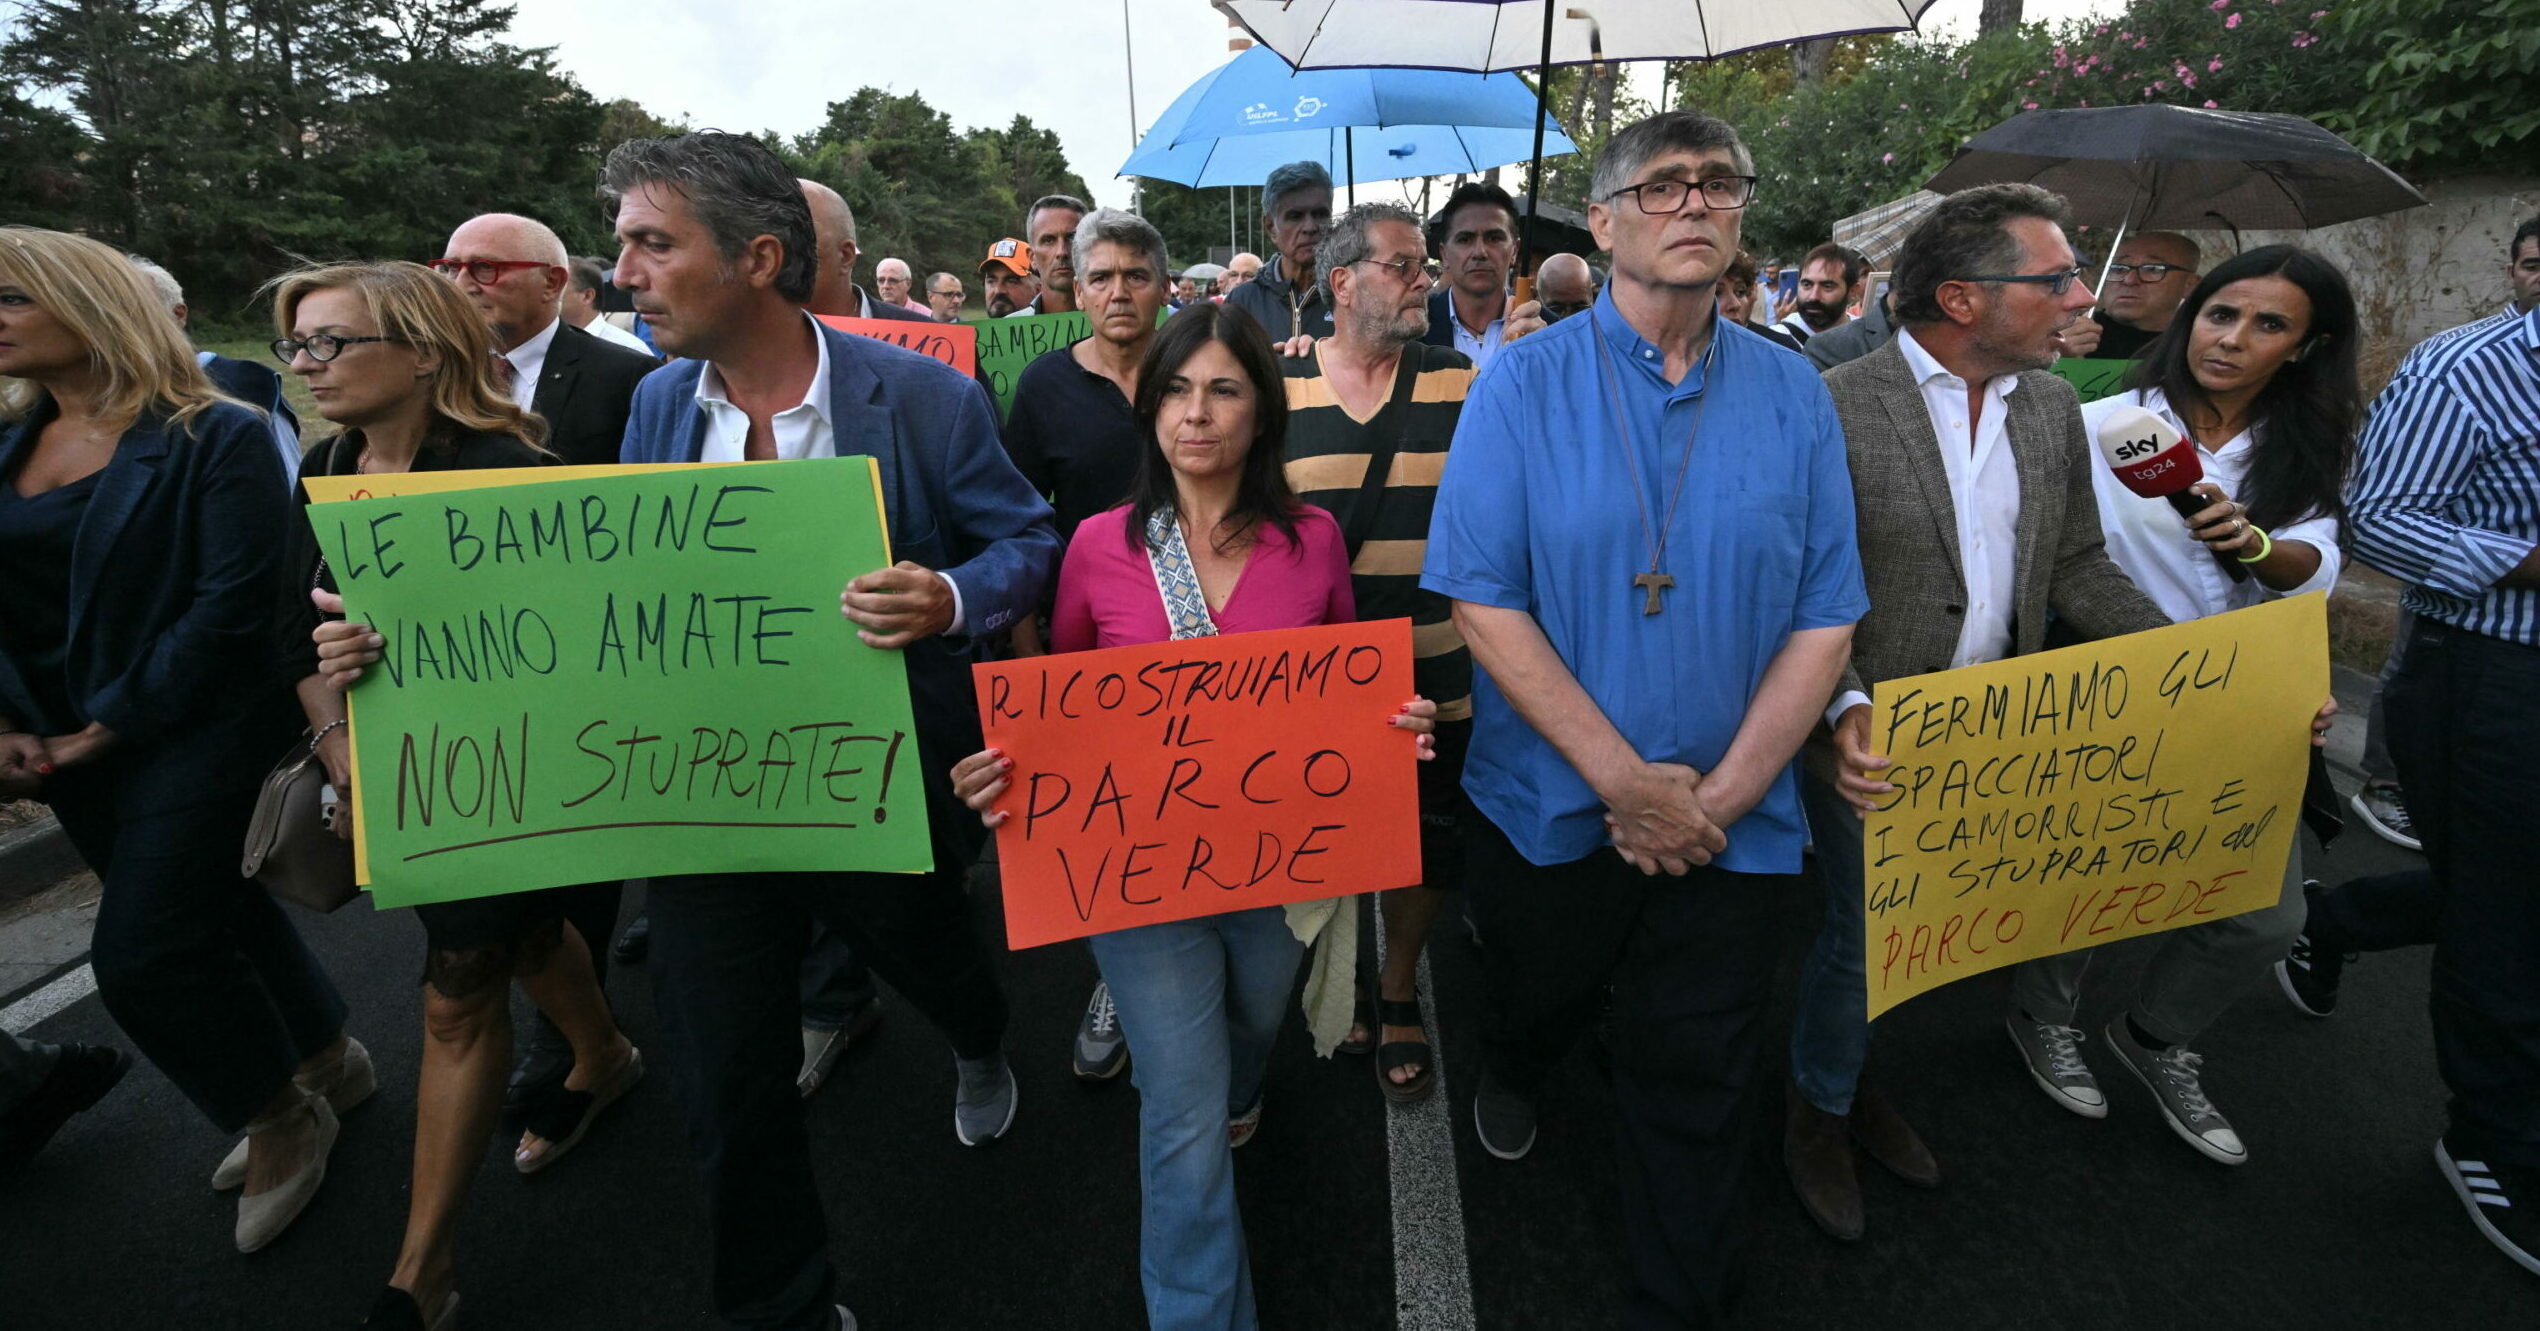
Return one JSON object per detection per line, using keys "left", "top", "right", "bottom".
{"left": 2051, "top": 357, "right": 2133, "bottom": 403}
{"left": 966, "top": 310, "right": 1091, "bottom": 418}
{"left": 964, "top": 309, "right": 1174, "bottom": 419}
{"left": 312, "top": 458, "right": 931, "bottom": 907}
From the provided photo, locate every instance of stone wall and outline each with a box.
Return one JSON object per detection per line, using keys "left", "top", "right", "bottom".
{"left": 2174, "top": 173, "right": 2537, "bottom": 374}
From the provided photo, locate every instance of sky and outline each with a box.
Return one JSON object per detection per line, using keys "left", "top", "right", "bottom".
{"left": 507, "top": 0, "right": 2120, "bottom": 209}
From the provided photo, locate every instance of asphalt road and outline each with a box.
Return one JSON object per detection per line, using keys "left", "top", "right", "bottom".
{"left": 2, "top": 807, "right": 2531, "bottom": 1328}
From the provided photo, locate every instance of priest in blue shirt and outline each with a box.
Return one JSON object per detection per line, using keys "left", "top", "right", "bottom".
{"left": 1422, "top": 109, "right": 1866, "bottom": 1329}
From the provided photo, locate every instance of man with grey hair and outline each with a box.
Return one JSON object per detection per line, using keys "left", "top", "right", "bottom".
{"left": 1000, "top": 205, "right": 1173, "bottom": 1080}
{"left": 125, "top": 254, "right": 302, "bottom": 484}
{"left": 1007, "top": 192, "right": 1089, "bottom": 317}
{"left": 1786, "top": 182, "right": 2175, "bottom": 1243}
{"left": 1286, "top": 202, "right": 1476, "bottom": 1103}
{"left": 872, "top": 256, "right": 925, "bottom": 313}
{"left": 925, "top": 271, "right": 966, "bottom": 323}
{"left": 562, "top": 256, "right": 659, "bottom": 357}
{"left": 1423, "top": 109, "right": 1867, "bottom": 1323}
{"left": 1219, "top": 252, "right": 1261, "bottom": 294}
{"left": 1224, "top": 162, "right": 1335, "bottom": 341}
{"left": 2080, "top": 230, "right": 2202, "bottom": 359}
{"left": 797, "top": 180, "right": 934, "bottom": 325}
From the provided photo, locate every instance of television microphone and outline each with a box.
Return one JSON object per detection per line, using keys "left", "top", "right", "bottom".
{"left": 2093, "top": 403, "right": 2248, "bottom": 584}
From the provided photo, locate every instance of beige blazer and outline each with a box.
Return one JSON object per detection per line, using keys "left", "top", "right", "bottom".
{"left": 1808, "top": 336, "right": 2167, "bottom": 771}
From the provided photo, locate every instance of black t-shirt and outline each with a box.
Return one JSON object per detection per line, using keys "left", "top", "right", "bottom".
{"left": 2091, "top": 309, "right": 2162, "bottom": 360}
{"left": 0, "top": 468, "right": 102, "bottom": 731}
{"left": 1000, "top": 345, "right": 1144, "bottom": 546}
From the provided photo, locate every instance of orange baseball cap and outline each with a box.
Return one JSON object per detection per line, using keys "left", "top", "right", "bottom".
{"left": 979, "top": 238, "right": 1032, "bottom": 277}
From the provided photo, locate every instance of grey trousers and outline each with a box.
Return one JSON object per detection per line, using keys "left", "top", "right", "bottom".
{"left": 0, "top": 1029, "right": 63, "bottom": 1116}
{"left": 2361, "top": 607, "right": 2416, "bottom": 785}
{"left": 2010, "top": 845, "right": 2307, "bottom": 1047}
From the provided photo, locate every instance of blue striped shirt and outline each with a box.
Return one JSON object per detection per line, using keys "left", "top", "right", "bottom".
{"left": 2347, "top": 304, "right": 2540, "bottom": 645}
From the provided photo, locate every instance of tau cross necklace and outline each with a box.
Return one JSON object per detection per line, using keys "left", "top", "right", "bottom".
{"left": 1591, "top": 320, "right": 1718, "bottom": 615}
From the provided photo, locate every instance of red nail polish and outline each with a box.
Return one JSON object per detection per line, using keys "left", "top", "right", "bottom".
{"left": 35, "top": 763, "right": 54, "bottom": 775}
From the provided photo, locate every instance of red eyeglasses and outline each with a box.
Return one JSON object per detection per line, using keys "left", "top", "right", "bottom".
{"left": 427, "top": 259, "right": 556, "bottom": 285}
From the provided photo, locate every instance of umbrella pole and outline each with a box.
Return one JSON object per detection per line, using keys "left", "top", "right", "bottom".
{"left": 1519, "top": 1, "right": 1556, "bottom": 305}
{"left": 1347, "top": 129, "right": 1356, "bottom": 208}
{"left": 2092, "top": 171, "right": 2144, "bottom": 315}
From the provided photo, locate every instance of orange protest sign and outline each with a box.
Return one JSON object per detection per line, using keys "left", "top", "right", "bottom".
{"left": 814, "top": 315, "right": 977, "bottom": 376}
{"left": 973, "top": 620, "right": 1422, "bottom": 949}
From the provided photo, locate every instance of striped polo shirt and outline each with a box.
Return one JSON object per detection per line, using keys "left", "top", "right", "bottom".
{"left": 1281, "top": 341, "right": 1476, "bottom": 720}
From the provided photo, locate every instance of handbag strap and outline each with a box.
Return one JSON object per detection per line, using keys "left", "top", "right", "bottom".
{"left": 1339, "top": 348, "right": 1425, "bottom": 562}
{"left": 1143, "top": 506, "right": 1221, "bottom": 642}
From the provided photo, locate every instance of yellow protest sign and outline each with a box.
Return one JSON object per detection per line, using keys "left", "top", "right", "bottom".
{"left": 1860, "top": 594, "right": 2327, "bottom": 1019}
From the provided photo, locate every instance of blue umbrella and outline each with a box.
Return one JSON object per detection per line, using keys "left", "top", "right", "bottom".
{"left": 1120, "top": 45, "right": 1577, "bottom": 189}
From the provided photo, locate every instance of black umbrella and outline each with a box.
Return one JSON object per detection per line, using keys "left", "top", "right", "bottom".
{"left": 1924, "top": 105, "right": 2427, "bottom": 233}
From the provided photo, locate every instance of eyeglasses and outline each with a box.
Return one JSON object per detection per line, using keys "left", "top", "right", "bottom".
{"left": 426, "top": 259, "right": 556, "bottom": 285}
{"left": 1542, "top": 301, "right": 1594, "bottom": 323}
{"left": 1961, "top": 266, "right": 2091, "bottom": 297}
{"left": 1605, "top": 175, "right": 1759, "bottom": 215}
{"left": 271, "top": 334, "right": 396, "bottom": 364}
{"left": 2105, "top": 262, "right": 2191, "bottom": 283}
{"left": 1358, "top": 255, "right": 1442, "bottom": 285}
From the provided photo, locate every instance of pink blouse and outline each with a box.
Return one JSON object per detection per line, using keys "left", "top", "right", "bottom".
{"left": 1049, "top": 504, "right": 1356, "bottom": 652}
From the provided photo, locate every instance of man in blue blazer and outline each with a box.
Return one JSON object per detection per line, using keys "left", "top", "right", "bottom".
{"left": 609, "top": 132, "right": 1059, "bottom": 1331}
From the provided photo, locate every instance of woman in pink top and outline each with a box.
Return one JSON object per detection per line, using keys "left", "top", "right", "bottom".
{"left": 955, "top": 304, "right": 1431, "bottom": 1331}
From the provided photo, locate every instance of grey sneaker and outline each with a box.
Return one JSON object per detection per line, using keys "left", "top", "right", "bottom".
{"left": 1072, "top": 981, "right": 1128, "bottom": 1082}
{"left": 835, "top": 1305, "right": 859, "bottom": 1331}
{"left": 2105, "top": 1020, "right": 2246, "bottom": 1166}
{"left": 798, "top": 1027, "right": 848, "bottom": 1099}
{"left": 2006, "top": 1015, "right": 2107, "bottom": 1119}
{"left": 2350, "top": 784, "right": 2422, "bottom": 851}
{"left": 953, "top": 1053, "right": 1017, "bottom": 1147}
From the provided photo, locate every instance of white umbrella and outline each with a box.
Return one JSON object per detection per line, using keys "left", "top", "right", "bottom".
{"left": 1214, "top": 1, "right": 1941, "bottom": 71}
{"left": 1217, "top": 0, "right": 1944, "bottom": 282}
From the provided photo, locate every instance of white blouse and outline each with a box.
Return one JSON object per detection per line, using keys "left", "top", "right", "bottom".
{"left": 2079, "top": 388, "right": 2343, "bottom": 624}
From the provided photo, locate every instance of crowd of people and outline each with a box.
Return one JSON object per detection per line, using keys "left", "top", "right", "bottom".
{"left": 0, "top": 102, "right": 2534, "bottom": 1331}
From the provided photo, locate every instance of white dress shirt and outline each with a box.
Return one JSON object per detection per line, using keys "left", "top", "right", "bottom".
{"left": 2080, "top": 388, "right": 2341, "bottom": 623}
{"left": 693, "top": 312, "right": 966, "bottom": 631}
{"left": 501, "top": 318, "right": 559, "bottom": 411}
{"left": 1828, "top": 326, "right": 2023, "bottom": 726}
{"left": 1447, "top": 293, "right": 1507, "bottom": 372}
{"left": 579, "top": 315, "right": 655, "bottom": 357}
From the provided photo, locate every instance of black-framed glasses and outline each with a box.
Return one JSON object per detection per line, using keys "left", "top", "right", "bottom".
{"left": 1962, "top": 266, "right": 2091, "bottom": 297}
{"left": 1358, "top": 255, "right": 1442, "bottom": 285}
{"left": 2105, "top": 262, "right": 2191, "bottom": 283}
{"left": 271, "top": 334, "right": 395, "bottom": 364}
{"left": 425, "top": 258, "right": 556, "bottom": 285}
{"left": 1542, "top": 300, "right": 1594, "bottom": 322}
{"left": 1605, "top": 175, "right": 1759, "bottom": 215}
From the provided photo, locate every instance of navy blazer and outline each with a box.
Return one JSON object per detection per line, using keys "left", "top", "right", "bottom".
{"left": 619, "top": 319, "right": 1061, "bottom": 817}
{"left": 0, "top": 400, "right": 297, "bottom": 751}
{"left": 1422, "top": 289, "right": 1458, "bottom": 351}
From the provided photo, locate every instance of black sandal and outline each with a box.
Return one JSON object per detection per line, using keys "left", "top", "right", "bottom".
{"left": 514, "top": 1047, "right": 644, "bottom": 1175}
{"left": 1375, "top": 999, "right": 1435, "bottom": 1103}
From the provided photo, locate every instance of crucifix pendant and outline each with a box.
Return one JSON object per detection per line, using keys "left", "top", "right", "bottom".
{"left": 1634, "top": 570, "right": 1676, "bottom": 615}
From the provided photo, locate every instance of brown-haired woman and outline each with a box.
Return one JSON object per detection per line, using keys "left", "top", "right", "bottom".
{"left": 0, "top": 226, "right": 364, "bottom": 1252}
{"left": 273, "top": 261, "right": 640, "bottom": 1331}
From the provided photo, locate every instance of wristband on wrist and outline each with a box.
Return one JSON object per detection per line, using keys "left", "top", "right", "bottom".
{"left": 2236, "top": 526, "right": 2274, "bottom": 563}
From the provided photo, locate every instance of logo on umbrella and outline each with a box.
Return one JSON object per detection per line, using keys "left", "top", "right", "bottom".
{"left": 1293, "top": 96, "right": 1324, "bottom": 119}
{"left": 1242, "top": 101, "right": 1281, "bottom": 123}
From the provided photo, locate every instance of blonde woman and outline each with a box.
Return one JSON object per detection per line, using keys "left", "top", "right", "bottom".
{"left": 0, "top": 227, "right": 364, "bottom": 1252}
{"left": 272, "top": 262, "right": 640, "bottom": 1331}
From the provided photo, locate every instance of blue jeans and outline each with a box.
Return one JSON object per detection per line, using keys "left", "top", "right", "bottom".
{"left": 1088, "top": 906, "right": 1302, "bottom": 1331}
{"left": 1789, "top": 772, "right": 1870, "bottom": 1116}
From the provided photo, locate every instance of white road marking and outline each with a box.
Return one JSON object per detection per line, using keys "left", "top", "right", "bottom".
{"left": 1377, "top": 927, "right": 1476, "bottom": 1331}
{"left": 3, "top": 961, "right": 96, "bottom": 1035}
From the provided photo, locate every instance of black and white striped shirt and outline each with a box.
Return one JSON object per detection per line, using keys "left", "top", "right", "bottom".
{"left": 2347, "top": 305, "right": 2540, "bottom": 646}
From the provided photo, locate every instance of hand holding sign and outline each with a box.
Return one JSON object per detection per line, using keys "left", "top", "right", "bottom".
{"left": 840, "top": 562, "right": 956, "bottom": 649}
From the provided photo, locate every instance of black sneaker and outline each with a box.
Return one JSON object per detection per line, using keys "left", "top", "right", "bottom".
{"left": 0, "top": 1043, "right": 129, "bottom": 1177}
{"left": 2275, "top": 881, "right": 2346, "bottom": 1018}
{"left": 2435, "top": 1132, "right": 2540, "bottom": 1277}
{"left": 1472, "top": 1071, "right": 1537, "bottom": 1161}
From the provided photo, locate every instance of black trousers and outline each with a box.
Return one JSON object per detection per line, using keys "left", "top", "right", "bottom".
{"left": 648, "top": 820, "right": 1007, "bottom": 1330}
{"left": 1465, "top": 810, "right": 1778, "bottom": 1331}
{"left": 2310, "top": 868, "right": 2441, "bottom": 954}
{"left": 2386, "top": 617, "right": 2540, "bottom": 1166}
{"left": 49, "top": 755, "right": 349, "bottom": 1133}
